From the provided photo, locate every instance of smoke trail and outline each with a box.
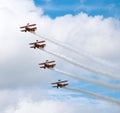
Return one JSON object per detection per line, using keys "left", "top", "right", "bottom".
{"left": 34, "top": 32, "right": 78, "bottom": 53}
{"left": 52, "top": 68, "right": 120, "bottom": 91}
{"left": 81, "top": 52, "right": 120, "bottom": 70}
{"left": 33, "top": 32, "right": 120, "bottom": 71}
{"left": 64, "top": 87, "right": 120, "bottom": 106}
{"left": 39, "top": 48, "right": 120, "bottom": 80}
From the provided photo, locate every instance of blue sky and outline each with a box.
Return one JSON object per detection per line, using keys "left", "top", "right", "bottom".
{"left": 34, "top": 0, "right": 120, "bottom": 18}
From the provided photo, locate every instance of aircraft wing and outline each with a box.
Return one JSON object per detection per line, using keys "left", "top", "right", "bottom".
{"left": 51, "top": 82, "right": 57, "bottom": 84}
{"left": 64, "top": 83, "right": 69, "bottom": 86}
{"left": 40, "top": 44, "right": 46, "bottom": 46}
{"left": 29, "top": 40, "right": 45, "bottom": 45}
{"left": 50, "top": 64, "right": 56, "bottom": 66}
{"left": 20, "top": 23, "right": 36, "bottom": 28}
{"left": 29, "top": 24, "right": 36, "bottom": 26}
{"left": 29, "top": 42, "right": 35, "bottom": 45}
{"left": 39, "top": 44, "right": 46, "bottom": 48}
{"left": 20, "top": 26, "right": 26, "bottom": 28}
{"left": 37, "top": 41, "right": 45, "bottom": 43}
{"left": 31, "top": 27, "right": 37, "bottom": 29}
{"left": 47, "top": 61, "right": 55, "bottom": 63}
{"left": 57, "top": 80, "right": 68, "bottom": 83}
{"left": 51, "top": 80, "right": 68, "bottom": 84}
{"left": 61, "top": 80, "right": 68, "bottom": 82}
{"left": 39, "top": 63, "right": 45, "bottom": 65}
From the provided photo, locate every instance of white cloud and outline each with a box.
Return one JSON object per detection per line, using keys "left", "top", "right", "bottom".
{"left": 5, "top": 100, "right": 75, "bottom": 113}
{"left": 0, "top": 0, "right": 120, "bottom": 112}
{"left": 0, "top": 89, "right": 119, "bottom": 113}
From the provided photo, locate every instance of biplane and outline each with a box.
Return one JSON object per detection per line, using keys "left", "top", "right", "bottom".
{"left": 20, "top": 23, "right": 37, "bottom": 32}
{"left": 39, "top": 60, "right": 56, "bottom": 69}
{"left": 51, "top": 80, "right": 68, "bottom": 88}
{"left": 29, "top": 40, "right": 46, "bottom": 49}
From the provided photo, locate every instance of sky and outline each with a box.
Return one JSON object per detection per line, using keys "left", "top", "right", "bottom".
{"left": 0, "top": 0, "right": 120, "bottom": 113}
{"left": 34, "top": 0, "right": 120, "bottom": 18}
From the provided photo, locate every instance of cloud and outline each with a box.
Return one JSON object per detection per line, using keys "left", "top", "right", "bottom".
{"left": 1, "top": 89, "right": 120, "bottom": 113}
{"left": 5, "top": 100, "right": 75, "bottom": 113}
{"left": 0, "top": 0, "right": 120, "bottom": 112}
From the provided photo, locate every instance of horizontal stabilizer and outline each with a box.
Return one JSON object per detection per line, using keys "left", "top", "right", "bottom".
{"left": 30, "top": 46, "right": 35, "bottom": 48}
{"left": 21, "top": 30, "right": 26, "bottom": 32}
{"left": 40, "top": 66, "right": 45, "bottom": 69}
{"left": 52, "top": 86, "right": 58, "bottom": 88}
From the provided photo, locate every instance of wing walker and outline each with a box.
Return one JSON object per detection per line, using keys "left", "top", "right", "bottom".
{"left": 20, "top": 23, "right": 69, "bottom": 89}
{"left": 20, "top": 23, "right": 37, "bottom": 33}
{"left": 39, "top": 60, "right": 56, "bottom": 69}
{"left": 51, "top": 80, "right": 68, "bottom": 88}
{"left": 29, "top": 40, "right": 46, "bottom": 49}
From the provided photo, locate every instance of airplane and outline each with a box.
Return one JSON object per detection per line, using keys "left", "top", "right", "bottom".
{"left": 39, "top": 60, "right": 56, "bottom": 69}
{"left": 29, "top": 40, "right": 46, "bottom": 49}
{"left": 51, "top": 80, "right": 68, "bottom": 88}
{"left": 20, "top": 23, "right": 37, "bottom": 32}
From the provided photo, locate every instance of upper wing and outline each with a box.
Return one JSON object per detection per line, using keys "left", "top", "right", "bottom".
{"left": 20, "top": 26, "right": 26, "bottom": 28}
{"left": 51, "top": 82, "right": 58, "bottom": 84}
{"left": 37, "top": 41, "right": 45, "bottom": 43}
{"left": 39, "top": 63, "right": 45, "bottom": 65}
{"left": 29, "top": 42, "right": 35, "bottom": 45}
{"left": 39, "top": 61, "right": 55, "bottom": 65}
{"left": 64, "top": 83, "right": 69, "bottom": 86}
{"left": 28, "top": 24, "right": 36, "bottom": 27}
{"left": 31, "top": 27, "right": 37, "bottom": 29}
{"left": 47, "top": 61, "right": 55, "bottom": 63}
{"left": 58, "top": 80, "right": 68, "bottom": 83}
{"left": 51, "top": 80, "right": 68, "bottom": 84}
{"left": 20, "top": 23, "right": 36, "bottom": 28}
{"left": 29, "top": 40, "right": 45, "bottom": 45}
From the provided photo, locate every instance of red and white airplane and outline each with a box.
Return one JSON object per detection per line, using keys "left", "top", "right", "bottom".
{"left": 51, "top": 80, "right": 68, "bottom": 88}
{"left": 39, "top": 60, "right": 56, "bottom": 69}
{"left": 29, "top": 40, "right": 46, "bottom": 49}
{"left": 20, "top": 23, "right": 37, "bottom": 32}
